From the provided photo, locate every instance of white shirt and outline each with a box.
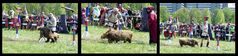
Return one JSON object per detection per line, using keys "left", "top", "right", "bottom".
{"left": 9, "top": 10, "right": 15, "bottom": 18}
{"left": 49, "top": 13, "right": 57, "bottom": 27}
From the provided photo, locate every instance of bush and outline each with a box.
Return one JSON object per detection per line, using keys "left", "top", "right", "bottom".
{"left": 174, "top": 8, "right": 190, "bottom": 23}
{"left": 160, "top": 6, "right": 170, "bottom": 22}
{"left": 223, "top": 7, "right": 233, "bottom": 23}
{"left": 190, "top": 8, "right": 202, "bottom": 24}
{"left": 214, "top": 9, "right": 225, "bottom": 24}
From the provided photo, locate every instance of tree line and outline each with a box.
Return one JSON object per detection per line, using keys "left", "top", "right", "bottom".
{"left": 2, "top": 3, "right": 78, "bottom": 16}
{"left": 160, "top": 6, "right": 235, "bottom": 24}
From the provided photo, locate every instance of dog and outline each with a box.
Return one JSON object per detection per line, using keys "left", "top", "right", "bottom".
{"left": 101, "top": 29, "right": 133, "bottom": 43}
{"left": 179, "top": 38, "right": 198, "bottom": 47}
{"left": 38, "top": 27, "right": 59, "bottom": 43}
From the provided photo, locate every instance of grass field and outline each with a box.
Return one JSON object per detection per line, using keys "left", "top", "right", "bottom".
{"left": 159, "top": 34, "right": 235, "bottom": 53}
{"left": 81, "top": 25, "right": 157, "bottom": 53}
{"left": 2, "top": 28, "right": 78, "bottom": 53}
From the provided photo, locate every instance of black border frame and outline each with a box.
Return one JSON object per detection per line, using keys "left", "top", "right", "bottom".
{"left": 0, "top": 0, "right": 237, "bottom": 55}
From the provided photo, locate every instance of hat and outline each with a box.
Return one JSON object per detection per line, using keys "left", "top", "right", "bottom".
{"left": 204, "top": 16, "right": 208, "bottom": 21}
{"left": 82, "top": 8, "right": 86, "bottom": 11}
{"left": 147, "top": 6, "right": 154, "bottom": 11}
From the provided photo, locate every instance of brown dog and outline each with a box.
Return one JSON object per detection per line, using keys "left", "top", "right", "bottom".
{"left": 179, "top": 38, "right": 198, "bottom": 47}
{"left": 101, "top": 29, "right": 133, "bottom": 43}
{"left": 39, "top": 27, "right": 59, "bottom": 43}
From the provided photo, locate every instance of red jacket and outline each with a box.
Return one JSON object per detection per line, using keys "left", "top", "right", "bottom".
{"left": 148, "top": 11, "right": 157, "bottom": 43}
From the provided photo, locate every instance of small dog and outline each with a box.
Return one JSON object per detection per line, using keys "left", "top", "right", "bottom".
{"left": 38, "top": 27, "right": 59, "bottom": 43}
{"left": 179, "top": 38, "right": 198, "bottom": 47}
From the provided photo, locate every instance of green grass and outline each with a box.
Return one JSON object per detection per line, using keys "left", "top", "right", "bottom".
{"left": 159, "top": 34, "right": 235, "bottom": 53}
{"left": 81, "top": 25, "right": 157, "bottom": 53}
{"left": 2, "top": 28, "right": 78, "bottom": 53}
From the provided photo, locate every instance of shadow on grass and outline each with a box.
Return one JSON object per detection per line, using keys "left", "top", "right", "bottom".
{"left": 95, "top": 39, "right": 148, "bottom": 45}
{"left": 3, "top": 37, "right": 38, "bottom": 43}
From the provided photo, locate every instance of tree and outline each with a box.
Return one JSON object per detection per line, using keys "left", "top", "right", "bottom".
{"left": 2, "top": 3, "right": 10, "bottom": 13}
{"left": 202, "top": 9, "right": 212, "bottom": 24}
{"left": 214, "top": 9, "right": 225, "bottom": 24}
{"left": 230, "top": 12, "right": 235, "bottom": 23}
{"left": 159, "top": 6, "right": 170, "bottom": 22}
{"left": 26, "top": 3, "right": 40, "bottom": 15}
{"left": 190, "top": 8, "right": 202, "bottom": 24}
{"left": 54, "top": 3, "right": 66, "bottom": 16}
{"left": 223, "top": 7, "right": 233, "bottom": 23}
{"left": 43, "top": 3, "right": 56, "bottom": 15}
{"left": 174, "top": 8, "right": 190, "bottom": 23}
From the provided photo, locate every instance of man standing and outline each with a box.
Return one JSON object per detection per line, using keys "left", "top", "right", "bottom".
{"left": 147, "top": 6, "right": 157, "bottom": 44}
{"left": 40, "top": 12, "right": 46, "bottom": 27}
{"left": 167, "top": 15, "right": 173, "bottom": 44}
{"left": 48, "top": 13, "right": 57, "bottom": 34}
{"left": 92, "top": 3, "right": 100, "bottom": 26}
{"left": 200, "top": 16, "right": 210, "bottom": 47}
{"left": 109, "top": 8, "right": 120, "bottom": 30}
{"left": 9, "top": 9, "right": 15, "bottom": 29}
{"left": 215, "top": 24, "right": 221, "bottom": 50}
{"left": 15, "top": 7, "right": 22, "bottom": 39}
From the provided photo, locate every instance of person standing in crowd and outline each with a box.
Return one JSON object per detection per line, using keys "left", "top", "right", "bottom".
{"left": 108, "top": 8, "right": 120, "bottom": 30}
{"left": 15, "top": 7, "right": 22, "bottom": 39}
{"left": 215, "top": 24, "right": 221, "bottom": 50}
{"left": 117, "top": 10, "right": 123, "bottom": 32}
{"left": 189, "top": 20, "right": 194, "bottom": 40}
{"left": 200, "top": 16, "right": 210, "bottom": 47}
{"left": 116, "top": 4, "right": 124, "bottom": 31}
{"left": 3, "top": 10, "right": 9, "bottom": 28}
{"left": 121, "top": 9, "right": 129, "bottom": 29}
{"left": 207, "top": 19, "right": 213, "bottom": 40}
{"left": 225, "top": 22, "right": 230, "bottom": 41}
{"left": 126, "top": 6, "right": 132, "bottom": 16}
{"left": 147, "top": 6, "right": 157, "bottom": 44}
{"left": 167, "top": 15, "right": 173, "bottom": 44}
{"left": 40, "top": 12, "right": 46, "bottom": 27}
{"left": 92, "top": 3, "right": 100, "bottom": 26}
{"left": 82, "top": 8, "right": 86, "bottom": 24}
{"left": 48, "top": 13, "right": 57, "bottom": 33}
{"left": 99, "top": 6, "right": 107, "bottom": 26}
{"left": 28, "top": 14, "right": 34, "bottom": 30}
{"left": 9, "top": 9, "right": 15, "bottom": 29}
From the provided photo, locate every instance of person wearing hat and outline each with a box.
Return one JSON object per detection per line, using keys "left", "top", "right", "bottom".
{"left": 200, "top": 16, "right": 210, "bottom": 47}
{"left": 39, "top": 12, "right": 46, "bottom": 27}
{"left": 108, "top": 8, "right": 122, "bottom": 30}
{"left": 147, "top": 6, "right": 157, "bottom": 44}
{"left": 93, "top": 3, "right": 101, "bottom": 25}
{"left": 82, "top": 8, "right": 86, "bottom": 24}
{"left": 215, "top": 24, "right": 221, "bottom": 50}
{"left": 15, "top": 7, "right": 22, "bottom": 39}
{"left": 166, "top": 15, "right": 173, "bottom": 44}
{"left": 82, "top": 8, "right": 90, "bottom": 39}
{"left": 47, "top": 13, "right": 57, "bottom": 34}
{"left": 99, "top": 7, "right": 107, "bottom": 26}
